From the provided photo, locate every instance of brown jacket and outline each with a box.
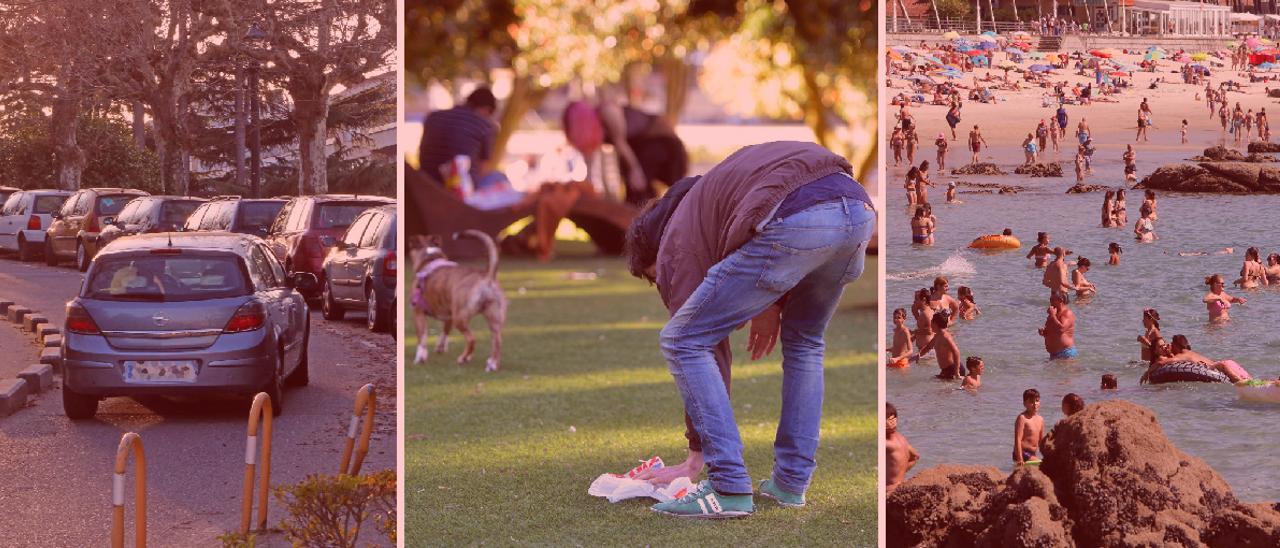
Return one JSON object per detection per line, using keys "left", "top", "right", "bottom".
{"left": 656, "top": 141, "right": 852, "bottom": 314}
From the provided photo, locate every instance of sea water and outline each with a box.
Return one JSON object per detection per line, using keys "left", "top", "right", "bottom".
{"left": 886, "top": 139, "right": 1280, "bottom": 502}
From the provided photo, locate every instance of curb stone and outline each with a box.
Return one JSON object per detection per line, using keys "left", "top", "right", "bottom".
{"left": 37, "top": 325, "right": 58, "bottom": 341}
{"left": 42, "top": 334, "right": 62, "bottom": 349}
{"left": 0, "top": 300, "right": 12, "bottom": 314}
{"left": 38, "top": 347, "right": 61, "bottom": 373}
{"left": 17, "top": 365, "right": 52, "bottom": 393}
{"left": 0, "top": 378, "right": 27, "bottom": 417}
{"left": 6, "top": 305, "right": 30, "bottom": 323}
{"left": 23, "top": 314, "right": 46, "bottom": 333}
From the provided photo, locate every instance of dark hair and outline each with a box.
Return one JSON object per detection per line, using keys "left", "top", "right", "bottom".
{"left": 464, "top": 87, "right": 498, "bottom": 111}
{"left": 931, "top": 312, "right": 950, "bottom": 330}
{"left": 1051, "top": 290, "right": 1070, "bottom": 304}
{"left": 1101, "top": 373, "right": 1118, "bottom": 389}
{"left": 623, "top": 176, "right": 701, "bottom": 283}
{"left": 920, "top": 160, "right": 931, "bottom": 171}
{"left": 1110, "top": 242, "right": 1123, "bottom": 254}
{"left": 1038, "top": 232, "right": 1048, "bottom": 243}
{"left": 1077, "top": 257, "right": 1091, "bottom": 268}
{"left": 958, "top": 286, "right": 974, "bottom": 302}
{"left": 1023, "top": 388, "right": 1040, "bottom": 402}
{"left": 1246, "top": 247, "right": 1260, "bottom": 261}
{"left": 1143, "top": 308, "right": 1160, "bottom": 330}
{"left": 966, "top": 356, "right": 983, "bottom": 369}
{"left": 893, "top": 307, "right": 907, "bottom": 318}
{"left": 1171, "top": 334, "right": 1191, "bottom": 351}
{"left": 1205, "top": 274, "right": 1223, "bottom": 286}
{"left": 915, "top": 287, "right": 931, "bottom": 302}
{"left": 1002, "top": 228, "right": 1013, "bottom": 236}
{"left": 1063, "top": 393, "right": 1085, "bottom": 415}
{"left": 887, "top": 402, "right": 898, "bottom": 418}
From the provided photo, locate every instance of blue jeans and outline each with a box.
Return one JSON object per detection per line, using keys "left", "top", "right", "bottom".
{"left": 659, "top": 198, "right": 875, "bottom": 495}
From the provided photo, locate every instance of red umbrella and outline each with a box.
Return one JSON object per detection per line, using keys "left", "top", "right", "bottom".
{"left": 1109, "top": 71, "right": 1128, "bottom": 77}
{"left": 966, "top": 50, "right": 985, "bottom": 56}
{"left": 1089, "top": 49, "right": 1111, "bottom": 58}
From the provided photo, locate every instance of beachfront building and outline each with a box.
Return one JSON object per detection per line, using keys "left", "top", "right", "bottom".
{"left": 1120, "top": 0, "right": 1232, "bottom": 36}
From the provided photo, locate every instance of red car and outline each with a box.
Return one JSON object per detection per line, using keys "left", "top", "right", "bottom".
{"left": 263, "top": 194, "right": 395, "bottom": 297}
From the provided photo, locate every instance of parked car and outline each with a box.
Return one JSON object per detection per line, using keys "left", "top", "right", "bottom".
{"left": 0, "top": 186, "right": 21, "bottom": 208}
{"left": 97, "top": 196, "right": 206, "bottom": 249}
{"left": 263, "top": 194, "right": 395, "bottom": 297}
{"left": 61, "top": 232, "right": 317, "bottom": 419}
{"left": 0, "top": 189, "right": 72, "bottom": 261}
{"left": 45, "top": 188, "right": 150, "bottom": 271}
{"left": 182, "top": 196, "right": 287, "bottom": 237}
{"left": 320, "top": 204, "right": 396, "bottom": 332}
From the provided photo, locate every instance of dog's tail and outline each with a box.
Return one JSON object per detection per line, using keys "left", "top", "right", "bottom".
{"left": 453, "top": 229, "right": 499, "bottom": 280}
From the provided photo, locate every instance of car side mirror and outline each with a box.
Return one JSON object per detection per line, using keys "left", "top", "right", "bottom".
{"left": 101, "top": 217, "right": 116, "bottom": 227}
{"left": 320, "top": 235, "right": 337, "bottom": 249}
{"left": 51, "top": 212, "right": 62, "bottom": 220}
{"left": 287, "top": 272, "right": 318, "bottom": 293}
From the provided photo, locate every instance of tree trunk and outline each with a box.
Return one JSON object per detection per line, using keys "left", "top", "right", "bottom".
{"left": 132, "top": 100, "right": 147, "bottom": 148}
{"left": 661, "top": 56, "right": 690, "bottom": 128}
{"left": 492, "top": 75, "right": 548, "bottom": 173}
{"left": 931, "top": 0, "right": 942, "bottom": 29}
{"left": 234, "top": 67, "right": 247, "bottom": 192}
{"left": 989, "top": 0, "right": 997, "bottom": 27}
{"left": 296, "top": 98, "right": 330, "bottom": 195}
{"left": 800, "top": 64, "right": 834, "bottom": 154}
{"left": 51, "top": 92, "right": 84, "bottom": 191}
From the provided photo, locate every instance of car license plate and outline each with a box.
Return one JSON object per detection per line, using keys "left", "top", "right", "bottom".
{"left": 123, "top": 360, "right": 198, "bottom": 383}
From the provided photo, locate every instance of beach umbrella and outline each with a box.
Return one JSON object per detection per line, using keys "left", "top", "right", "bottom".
{"left": 977, "top": 34, "right": 998, "bottom": 43}
{"left": 982, "top": 30, "right": 998, "bottom": 37}
{"left": 966, "top": 50, "right": 986, "bottom": 57}
{"left": 1191, "top": 52, "right": 1209, "bottom": 61}
{"left": 906, "top": 74, "right": 935, "bottom": 83}
{"left": 1145, "top": 50, "right": 1165, "bottom": 60}
{"left": 1260, "top": 62, "right": 1276, "bottom": 70}
{"left": 1029, "top": 64, "right": 1054, "bottom": 72}
{"left": 1247, "top": 37, "right": 1261, "bottom": 49}
{"left": 924, "top": 55, "right": 944, "bottom": 65}
{"left": 892, "top": 45, "right": 913, "bottom": 54}
{"left": 996, "top": 59, "right": 1018, "bottom": 69}
{"left": 943, "top": 30, "right": 961, "bottom": 40}
{"left": 1109, "top": 71, "right": 1128, "bottom": 77}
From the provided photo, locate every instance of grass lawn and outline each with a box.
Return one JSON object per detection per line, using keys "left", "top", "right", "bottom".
{"left": 404, "top": 242, "right": 879, "bottom": 546}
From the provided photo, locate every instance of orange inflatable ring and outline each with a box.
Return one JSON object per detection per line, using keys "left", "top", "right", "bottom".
{"left": 969, "top": 234, "right": 1021, "bottom": 249}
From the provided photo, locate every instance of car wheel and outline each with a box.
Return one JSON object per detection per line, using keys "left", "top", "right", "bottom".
{"left": 17, "top": 236, "right": 33, "bottom": 262}
{"left": 263, "top": 351, "right": 284, "bottom": 417}
{"left": 44, "top": 239, "right": 58, "bottom": 266}
{"left": 367, "top": 284, "right": 389, "bottom": 333}
{"left": 286, "top": 319, "right": 310, "bottom": 387}
{"left": 75, "top": 241, "right": 90, "bottom": 272}
{"left": 62, "top": 384, "right": 99, "bottom": 420}
{"left": 321, "top": 280, "right": 345, "bottom": 321}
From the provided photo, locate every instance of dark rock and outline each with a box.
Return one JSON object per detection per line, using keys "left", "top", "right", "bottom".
{"left": 1066, "top": 184, "right": 1109, "bottom": 193}
{"left": 1013, "top": 163, "right": 1064, "bottom": 177}
{"left": 1270, "top": 88, "right": 1280, "bottom": 98}
{"left": 952, "top": 163, "right": 1008, "bottom": 176}
{"left": 1194, "top": 146, "right": 1247, "bottom": 162}
{"left": 1247, "top": 141, "right": 1280, "bottom": 153}
{"left": 1137, "top": 163, "right": 1252, "bottom": 192}
{"left": 958, "top": 181, "right": 1025, "bottom": 194}
{"left": 887, "top": 401, "right": 1280, "bottom": 547}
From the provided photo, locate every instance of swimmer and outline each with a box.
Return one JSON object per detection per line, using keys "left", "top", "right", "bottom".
{"left": 1062, "top": 393, "right": 1084, "bottom": 417}
{"left": 1013, "top": 389, "right": 1044, "bottom": 466}
{"left": 1134, "top": 208, "right": 1155, "bottom": 242}
{"left": 1043, "top": 247, "right": 1071, "bottom": 297}
{"left": 887, "top": 308, "right": 914, "bottom": 368}
{"left": 935, "top": 133, "right": 949, "bottom": 173}
{"left": 928, "top": 277, "right": 960, "bottom": 322}
{"left": 911, "top": 288, "right": 936, "bottom": 355}
{"left": 885, "top": 402, "right": 920, "bottom": 494}
{"left": 1159, "top": 334, "right": 1253, "bottom": 382}
{"left": 1266, "top": 253, "right": 1280, "bottom": 284}
{"left": 904, "top": 166, "right": 919, "bottom": 205}
{"left": 1109, "top": 242, "right": 1122, "bottom": 265}
{"left": 1071, "top": 257, "right": 1097, "bottom": 297}
{"left": 957, "top": 286, "right": 981, "bottom": 320}
{"left": 1101, "top": 374, "right": 1118, "bottom": 390}
{"left": 946, "top": 181, "right": 959, "bottom": 204}
{"left": 1136, "top": 308, "right": 1165, "bottom": 363}
{"left": 1101, "top": 190, "right": 1115, "bottom": 228}
{"left": 1039, "top": 291, "right": 1076, "bottom": 360}
{"left": 1142, "top": 189, "right": 1158, "bottom": 222}
{"left": 1114, "top": 189, "right": 1128, "bottom": 226}
{"left": 1203, "top": 274, "right": 1246, "bottom": 322}
{"left": 1027, "top": 232, "right": 1053, "bottom": 268}
{"left": 962, "top": 357, "right": 983, "bottom": 390}
{"left": 910, "top": 205, "right": 933, "bottom": 245}
{"left": 913, "top": 313, "right": 961, "bottom": 380}
{"left": 1234, "top": 247, "right": 1268, "bottom": 289}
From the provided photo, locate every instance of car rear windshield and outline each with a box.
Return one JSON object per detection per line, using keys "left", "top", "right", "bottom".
{"left": 314, "top": 202, "right": 384, "bottom": 230}
{"left": 97, "top": 195, "right": 139, "bottom": 216}
{"left": 85, "top": 254, "right": 250, "bottom": 302}
{"left": 160, "top": 201, "right": 202, "bottom": 225}
{"left": 237, "top": 201, "right": 285, "bottom": 233}
{"left": 33, "top": 195, "right": 67, "bottom": 214}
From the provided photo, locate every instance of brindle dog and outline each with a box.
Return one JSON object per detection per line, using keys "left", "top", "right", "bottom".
{"left": 409, "top": 230, "right": 507, "bottom": 371}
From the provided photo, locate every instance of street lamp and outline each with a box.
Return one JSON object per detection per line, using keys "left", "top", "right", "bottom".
{"left": 244, "top": 24, "right": 269, "bottom": 198}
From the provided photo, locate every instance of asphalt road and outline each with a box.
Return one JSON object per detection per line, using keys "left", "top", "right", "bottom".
{"left": 0, "top": 253, "right": 398, "bottom": 546}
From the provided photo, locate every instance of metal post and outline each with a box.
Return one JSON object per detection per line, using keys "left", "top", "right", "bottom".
{"left": 339, "top": 384, "right": 376, "bottom": 476}
{"left": 240, "top": 392, "right": 274, "bottom": 534}
{"left": 111, "top": 432, "right": 146, "bottom": 548}
{"left": 249, "top": 62, "right": 262, "bottom": 199}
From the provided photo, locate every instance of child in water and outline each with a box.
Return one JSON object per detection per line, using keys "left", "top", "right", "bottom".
{"left": 1101, "top": 374, "right": 1118, "bottom": 389}
{"left": 1062, "top": 393, "right": 1085, "bottom": 416}
{"left": 1013, "top": 389, "right": 1044, "bottom": 465}
{"left": 1072, "top": 257, "right": 1097, "bottom": 297}
{"left": 1136, "top": 308, "right": 1164, "bottom": 362}
{"left": 962, "top": 357, "right": 984, "bottom": 390}
{"left": 1027, "top": 232, "right": 1054, "bottom": 268}
{"left": 1181, "top": 119, "right": 1189, "bottom": 144}
{"left": 957, "top": 286, "right": 981, "bottom": 319}
{"left": 946, "top": 181, "right": 958, "bottom": 203}
{"left": 914, "top": 313, "right": 961, "bottom": 379}
{"left": 887, "top": 308, "right": 913, "bottom": 368}
{"left": 1109, "top": 242, "right": 1122, "bottom": 265}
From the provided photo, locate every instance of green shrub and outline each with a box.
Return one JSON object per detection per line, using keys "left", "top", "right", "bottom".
{"left": 274, "top": 470, "right": 396, "bottom": 547}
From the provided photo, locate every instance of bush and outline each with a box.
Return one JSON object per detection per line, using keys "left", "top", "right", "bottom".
{"left": 935, "top": 0, "right": 971, "bottom": 20}
{"left": 0, "top": 113, "right": 161, "bottom": 192}
{"left": 274, "top": 470, "right": 396, "bottom": 548}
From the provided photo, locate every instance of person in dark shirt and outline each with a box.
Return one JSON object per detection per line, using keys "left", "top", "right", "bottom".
{"left": 417, "top": 88, "right": 505, "bottom": 190}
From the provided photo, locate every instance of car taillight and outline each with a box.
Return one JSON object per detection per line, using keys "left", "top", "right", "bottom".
{"left": 224, "top": 301, "right": 266, "bottom": 333}
{"left": 87, "top": 215, "right": 98, "bottom": 233}
{"left": 66, "top": 303, "right": 101, "bottom": 335}
{"left": 383, "top": 250, "right": 396, "bottom": 277}
{"left": 26, "top": 216, "right": 40, "bottom": 230}
{"left": 150, "top": 248, "right": 182, "bottom": 255}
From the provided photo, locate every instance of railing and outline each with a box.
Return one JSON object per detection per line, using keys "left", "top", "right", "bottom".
{"left": 888, "top": 17, "right": 1056, "bottom": 35}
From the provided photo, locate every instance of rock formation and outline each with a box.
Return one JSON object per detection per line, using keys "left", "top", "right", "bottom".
{"left": 887, "top": 401, "right": 1280, "bottom": 547}
{"left": 1013, "top": 163, "right": 1063, "bottom": 177}
{"left": 1137, "top": 162, "right": 1280, "bottom": 193}
{"left": 952, "top": 163, "right": 1007, "bottom": 176}
{"left": 1065, "top": 184, "right": 1109, "bottom": 194}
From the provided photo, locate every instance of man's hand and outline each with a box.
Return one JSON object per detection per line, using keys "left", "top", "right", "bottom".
{"left": 747, "top": 304, "right": 782, "bottom": 360}
{"left": 636, "top": 450, "right": 704, "bottom": 486}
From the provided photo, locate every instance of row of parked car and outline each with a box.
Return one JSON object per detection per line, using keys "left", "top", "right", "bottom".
{"left": 0, "top": 186, "right": 397, "bottom": 333}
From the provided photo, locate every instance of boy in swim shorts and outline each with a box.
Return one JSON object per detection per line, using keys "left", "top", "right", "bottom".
{"left": 914, "top": 313, "right": 961, "bottom": 379}
{"left": 962, "top": 357, "right": 983, "bottom": 390}
{"left": 887, "top": 308, "right": 913, "bottom": 368}
{"left": 1101, "top": 373, "right": 1117, "bottom": 389}
{"left": 1013, "top": 389, "right": 1044, "bottom": 465}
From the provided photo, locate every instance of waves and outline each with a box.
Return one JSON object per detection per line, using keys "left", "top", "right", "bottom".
{"left": 887, "top": 252, "right": 976, "bottom": 282}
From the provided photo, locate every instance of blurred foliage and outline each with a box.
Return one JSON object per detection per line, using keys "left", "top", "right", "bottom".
{"left": 936, "top": 0, "right": 973, "bottom": 20}
{"left": 274, "top": 469, "right": 396, "bottom": 548}
{"left": 0, "top": 112, "right": 162, "bottom": 192}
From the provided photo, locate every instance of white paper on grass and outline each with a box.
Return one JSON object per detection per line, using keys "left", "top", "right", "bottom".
{"left": 589, "top": 474, "right": 695, "bottom": 503}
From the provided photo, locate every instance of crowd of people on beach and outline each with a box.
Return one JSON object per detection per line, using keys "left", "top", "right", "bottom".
{"left": 886, "top": 37, "right": 1280, "bottom": 492}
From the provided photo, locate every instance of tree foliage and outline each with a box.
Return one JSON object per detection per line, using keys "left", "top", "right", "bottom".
{"left": 0, "top": 113, "right": 161, "bottom": 192}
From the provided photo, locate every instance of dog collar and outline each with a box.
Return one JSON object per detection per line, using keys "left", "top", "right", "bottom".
{"left": 417, "top": 258, "right": 458, "bottom": 281}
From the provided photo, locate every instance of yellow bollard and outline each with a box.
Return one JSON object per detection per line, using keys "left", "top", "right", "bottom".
{"left": 111, "top": 432, "right": 146, "bottom": 548}
{"left": 339, "top": 383, "right": 376, "bottom": 475}
{"left": 240, "top": 392, "right": 274, "bottom": 534}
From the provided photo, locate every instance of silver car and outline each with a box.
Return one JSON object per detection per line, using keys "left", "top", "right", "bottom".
{"left": 62, "top": 232, "right": 317, "bottom": 419}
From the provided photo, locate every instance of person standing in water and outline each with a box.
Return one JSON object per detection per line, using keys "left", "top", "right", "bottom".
{"left": 890, "top": 126, "right": 905, "bottom": 167}
{"left": 1027, "top": 232, "right": 1055, "bottom": 268}
{"left": 884, "top": 403, "right": 920, "bottom": 494}
{"left": 1013, "top": 389, "right": 1044, "bottom": 465}
{"left": 1113, "top": 189, "right": 1127, "bottom": 226}
{"left": 911, "top": 203, "right": 935, "bottom": 245}
{"left": 935, "top": 133, "right": 949, "bottom": 173}
{"left": 969, "top": 125, "right": 987, "bottom": 165}
{"left": 1101, "top": 190, "right": 1115, "bottom": 227}
{"left": 1203, "top": 274, "right": 1246, "bottom": 322}
{"left": 1134, "top": 205, "right": 1155, "bottom": 242}
{"left": 1108, "top": 242, "right": 1122, "bottom": 265}
{"left": 1039, "top": 291, "right": 1077, "bottom": 360}
{"left": 1042, "top": 247, "right": 1072, "bottom": 297}
{"left": 914, "top": 161, "right": 934, "bottom": 204}
{"left": 1136, "top": 308, "right": 1165, "bottom": 362}
{"left": 911, "top": 288, "right": 936, "bottom": 355}
{"left": 1123, "top": 146, "right": 1138, "bottom": 185}
{"left": 1071, "top": 257, "right": 1097, "bottom": 297}
{"left": 1236, "top": 247, "right": 1269, "bottom": 289}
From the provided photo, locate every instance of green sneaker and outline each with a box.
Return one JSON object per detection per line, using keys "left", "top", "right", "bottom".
{"left": 759, "top": 478, "right": 806, "bottom": 507}
{"left": 650, "top": 480, "right": 754, "bottom": 519}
